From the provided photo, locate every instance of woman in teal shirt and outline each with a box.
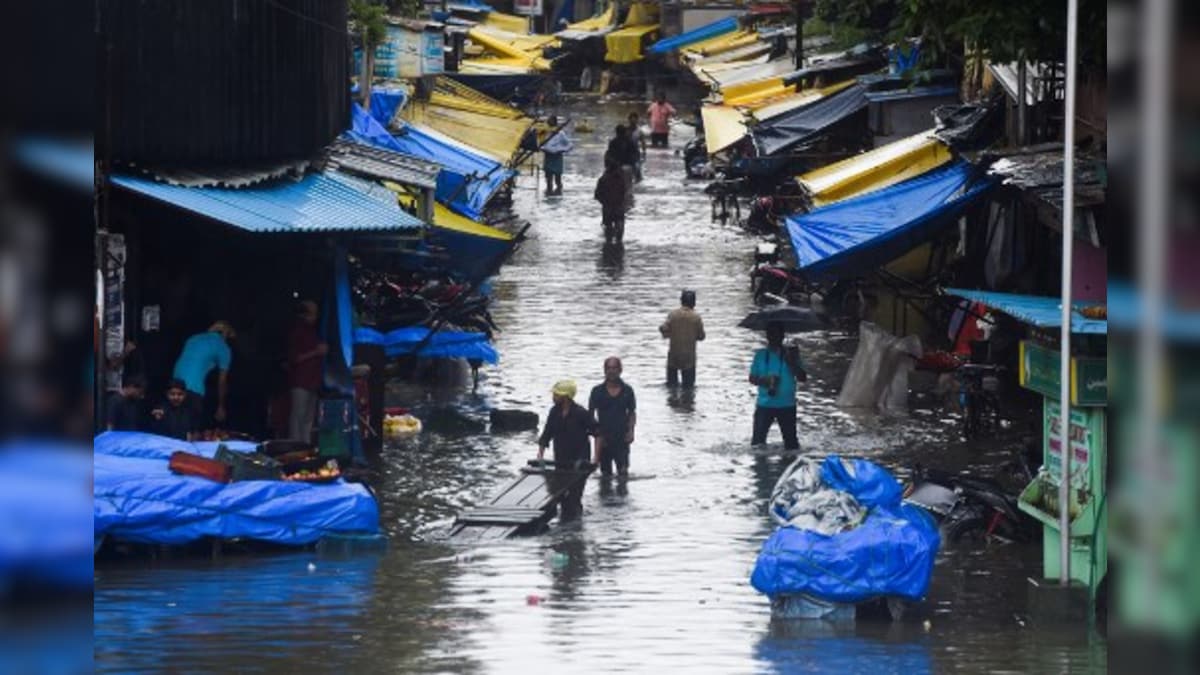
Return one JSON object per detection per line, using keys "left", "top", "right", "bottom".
{"left": 749, "top": 324, "right": 807, "bottom": 449}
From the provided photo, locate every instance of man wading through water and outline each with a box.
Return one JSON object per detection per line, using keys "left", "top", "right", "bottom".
{"left": 537, "top": 380, "right": 598, "bottom": 521}
{"left": 749, "top": 324, "right": 807, "bottom": 450}
{"left": 659, "top": 289, "right": 705, "bottom": 387}
{"left": 589, "top": 357, "right": 637, "bottom": 478}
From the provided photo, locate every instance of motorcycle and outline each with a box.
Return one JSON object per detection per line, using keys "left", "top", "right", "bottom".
{"left": 904, "top": 463, "right": 1037, "bottom": 545}
{"left": 683, "top": 135, "right": 711, "bottom": 179}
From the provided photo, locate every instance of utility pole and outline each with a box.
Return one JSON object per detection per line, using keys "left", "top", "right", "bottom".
{"left": 794, "top": 1, "right": 804, "bottom": 71}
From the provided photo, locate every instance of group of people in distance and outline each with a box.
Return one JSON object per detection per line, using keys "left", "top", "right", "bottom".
{"left": 539, "top": 92, "right": 678, "bottom": 245}
{"left": 536, "top": 289, "right": 808, "bottom": 521}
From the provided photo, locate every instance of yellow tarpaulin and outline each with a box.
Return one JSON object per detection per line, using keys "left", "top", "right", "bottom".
{"left": 390, "top": 187, "right": 514, "bottom": 240}
{"left": 682, "top": 30, "right": 753, "bottom": 59}
{"left": 701, "top": 104, "right": 748, "bottom": 155}
{"left": 689, "top": 32, "right": 759, "bottom": 59}
{"left": 623, "top": 2, "right": 659, "bottom": 27}
{"left": 466, "top": 27, "right": 552, "bottom": 71}
{"left": 796, "top": 130, "right": 953, "bottom": 206}
{"left": 722, "top": 77, "right": 795, "bottom": 107}
{"left": 401, "top": 101, "right": 532, "bottom": 163}
{"left": 605, "top": 24, "right": 660, "bottom": 64}
{"left": 457, "top": 58, "right": 538, "bottom": 74}
{"left": 562, "top": 5, "right": 615, "bottom": 33}
{"left": 429, "top": 76, "right": 527, "bottom": 120}
{"left": 749, "top": 79, "right": 855, "bottom": 121}
{"left": 484, "top": 11, "right": 529, "bottom": 35}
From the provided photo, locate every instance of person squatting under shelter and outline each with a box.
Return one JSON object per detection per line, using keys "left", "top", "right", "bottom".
{"left": 749, "top": 324, "right": 808, "bottom": 450}
{"left": 537, "top": 379, "right": 598, "bottom": 522}
{"left": 588, "top": 356, "right": 637, "bottom": 478}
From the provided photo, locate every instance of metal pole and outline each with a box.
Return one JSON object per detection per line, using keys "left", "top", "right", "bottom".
{"left": 1137, "top": 0, "right": 1172, "bottom": 610}
{"left": 794, "top": 2, "right": 804, "bottom": 71}
{"left": 1057, "top": 0, "right": 1079, "bottom": 587}
{"left": 1016, "top": 58, "right": 1028, "bottom": 144}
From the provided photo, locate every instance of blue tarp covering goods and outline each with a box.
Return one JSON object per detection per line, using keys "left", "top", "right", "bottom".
{"left": 753, "top": 84, "right": 869, "bottom": 156}
{"left": 751, "top": 455, "right": 940, "bottom": 603}
{"left": 648, "top": 16, "right": 740, "bottom": 54}
{"left": 94, "top": 432, "right": 380, "bottom": 547}
{"left": 355, "top": 326, "right": 498, "bottom": 363}
{"left": 347, "top": 103, "right": 514, "bottom": 220}
{"left": 785, "top": 161, "right": 994, "bottom": 280}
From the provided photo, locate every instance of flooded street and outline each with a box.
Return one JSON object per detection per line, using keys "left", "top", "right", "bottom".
{"left": 94, "top": 103, "right": 1106, "bottom": 673}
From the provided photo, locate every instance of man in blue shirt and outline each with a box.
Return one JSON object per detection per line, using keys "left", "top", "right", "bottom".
{"left": 749, "top": 324, "right": 807, "bottom": 450}
{"left": 172, "top": 320, "right": 234, "bottom": 425}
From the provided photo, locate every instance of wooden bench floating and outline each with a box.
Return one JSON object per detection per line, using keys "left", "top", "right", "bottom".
{"left": 448, "top": 460, "right": 595, "bottom": 541}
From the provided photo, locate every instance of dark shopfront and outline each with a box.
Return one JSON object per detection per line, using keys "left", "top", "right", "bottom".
{"left": 105, "top": 189, "right": 409, "bottom": 440}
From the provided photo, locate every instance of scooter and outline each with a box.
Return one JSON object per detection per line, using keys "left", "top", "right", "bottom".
{"left": 904, "top": 464, "right": 1036, "bottom": 544}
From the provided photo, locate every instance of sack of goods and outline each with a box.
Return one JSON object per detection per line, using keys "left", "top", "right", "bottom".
{"left": 383, "top": 414, "right": 423, "bottom": 437}
{"left": 751, "top": 455, "right": 941, "bottom": 606}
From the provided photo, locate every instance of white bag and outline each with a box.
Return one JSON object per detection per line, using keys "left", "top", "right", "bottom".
{"left": 836, "top": 321, "right": 922, "bottom": 411}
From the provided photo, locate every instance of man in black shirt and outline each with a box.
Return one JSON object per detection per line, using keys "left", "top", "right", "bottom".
{"left": 588, "top": 357, "right": 637, "bottom": 478}
{"left": 104, "top": 375, "right": 146, "bottom": 431}
{"left": 537, "top": 380, "right": 598, "bottom": 521}
{"left": 149, "top": 378, "right": 200, "bottom": 441}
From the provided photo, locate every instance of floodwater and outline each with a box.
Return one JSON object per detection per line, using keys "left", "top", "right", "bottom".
{"left": 94, "top": 103, "right": 1107, "bottom": 673}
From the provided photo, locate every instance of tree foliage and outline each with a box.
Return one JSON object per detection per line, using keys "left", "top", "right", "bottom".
{"left": 813, "top": 0, "right": 1105, "bottom": 66}
{"left": 349, "top": 0, "right": 388, "bottom": 48}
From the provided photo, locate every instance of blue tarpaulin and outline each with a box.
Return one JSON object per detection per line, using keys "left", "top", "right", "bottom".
{"left": 785, "top": 161, "right": 994, "bottom": 280}
{"left": 112, "top": 170, "right": 425, "bottom": 234}
{"left": 354, "top": 326, "right": 499, "bottom": 363}
{"left": 93, "top": 432, "right": 380, "bottom": 547}
{"left": 751, "top": 456, "right": 940, "bottom": 603}
{"left": 648, "top": 16, "right": 739, "bottom": 54}
{"left": 0, "top": 445, "right": 94, "bottom": 589}
{"left": 347, "top": 103, "right": 514, "bottom": 220}
{"left": 944, "top": 288, "right": 1108, "bottom": 335}
{"left": 368, "top": 87, "right": 408, "bottom": 127}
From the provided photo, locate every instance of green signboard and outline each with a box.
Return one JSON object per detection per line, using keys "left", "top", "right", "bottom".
{"left": 1019, "top": 340, "right": 1107, "bottom": 406}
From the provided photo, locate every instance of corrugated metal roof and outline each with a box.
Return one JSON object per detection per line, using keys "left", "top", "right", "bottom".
{"left": 141, "top": 160, "right": 312, "bottom": 188}
{"left": 326, "top": 139, "right": 441, "bottom": 190}
{"left": 112, "top": 170, "right": 424, "bottom": 233}
{"left": 944, "top": 288, "right": 1107, "bottom": 334}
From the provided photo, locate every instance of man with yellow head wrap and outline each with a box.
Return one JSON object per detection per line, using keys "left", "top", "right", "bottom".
{"left": 537, "top": 379, "right": 598, "bottom": 521}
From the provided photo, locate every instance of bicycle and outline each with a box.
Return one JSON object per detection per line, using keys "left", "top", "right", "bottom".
{"left": 956, "top": 364, "right": 1004, "bottom": 439}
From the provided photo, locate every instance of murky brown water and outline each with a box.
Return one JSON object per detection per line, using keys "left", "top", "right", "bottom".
{"left": 94, "top": 103, "right": 1107, "bottom": 673}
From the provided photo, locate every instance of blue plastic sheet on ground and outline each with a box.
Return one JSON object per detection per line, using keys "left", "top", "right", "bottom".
{"left": 346, "top": 104, "right": 514, "bottom": 220}
{"left": 94, "top": 432, "right": 380, "bottom": 547}
{"left": 785, "top": 161, "right": 995, "bottom": 280}
{"left": 751, "top": 455, "right": 940, "bottom": 603}
{"left": 354, "top": 326, "right": 499, "bottom": 363}
{"left": 648, "top": 16, "right": 739, "bottom": 54}
{"left": 0, "top": 444, "right": 94, "bottom": 589}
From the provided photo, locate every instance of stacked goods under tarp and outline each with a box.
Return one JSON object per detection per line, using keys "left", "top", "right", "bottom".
{"left": 604, "top": 1, "right": 660, "bottom": 64}
{"left": 94, "top": 432, "right": 380, "bottom": 548}
{"left": 751, "top": 455, "right": 939, "bottom": 615}
{"left": 796, "top": 130, "right": 953, "bottom": 208}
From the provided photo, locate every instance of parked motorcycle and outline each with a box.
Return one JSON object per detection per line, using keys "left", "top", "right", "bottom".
{"left": 904, "top": 463, "right": 1037, "bottom": 544}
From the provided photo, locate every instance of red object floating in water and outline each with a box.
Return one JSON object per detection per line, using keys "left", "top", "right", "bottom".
{"left": 526, "top": 594, "right": 542, "bottom": 606}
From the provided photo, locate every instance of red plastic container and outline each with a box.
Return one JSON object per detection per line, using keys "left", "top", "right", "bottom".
{"left": 168, "top": 451, "right": 231, "bottom": 483}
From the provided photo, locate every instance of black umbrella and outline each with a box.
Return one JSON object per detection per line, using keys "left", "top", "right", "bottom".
{"left": 738, "top": 305, "right": 827, "bottom": 332}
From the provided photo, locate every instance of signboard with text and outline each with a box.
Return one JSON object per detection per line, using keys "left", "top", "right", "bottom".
{"left": 1044, "top": 399, "right": 1099, "bottom": 489}
{"left": 1019, "top": 340, "right": 1107, "bottom": 406}
{"left": 513, "top": 0, "right": 543, "bottom": 16}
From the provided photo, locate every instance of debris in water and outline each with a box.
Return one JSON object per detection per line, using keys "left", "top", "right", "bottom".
{"left": 526, "top": 594, "right": 542, "bottom": 606}
{"left": 923, "top": 620, "right": 932, "bottom": 632}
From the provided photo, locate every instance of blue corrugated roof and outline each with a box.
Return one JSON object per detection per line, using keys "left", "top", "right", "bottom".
{"left": 648, "top": 16, "right": 740, "bottom": 54}
{"left": 944, "top": 288, "right": 1107, "bottom": 335}
{"left": 112, "top": 170, "right": 424, "bottom": 233}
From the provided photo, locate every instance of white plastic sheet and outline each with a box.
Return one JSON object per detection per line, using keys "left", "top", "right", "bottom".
{"left": 836, "top": 321, "right": 922, "bottom": 411}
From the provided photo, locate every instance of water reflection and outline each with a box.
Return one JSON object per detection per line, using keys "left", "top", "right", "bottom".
{"left": 754, "top": 619, "right": 933, "bottom": 675}
{"left": 598, "top": 242, "right": 625, "bottom": 278}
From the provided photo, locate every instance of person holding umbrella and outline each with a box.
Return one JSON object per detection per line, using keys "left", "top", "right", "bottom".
{"left": 747, "top": 323, "right": 808, "bottom": 450}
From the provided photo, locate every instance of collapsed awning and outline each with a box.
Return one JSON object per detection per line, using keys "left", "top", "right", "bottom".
{"left": 354, "top": 326, "right": 498, "bottom": 363}
{"left": 648, "top": 16, "right": 739, "bottom": 54}
{"left": 796, "top": 130, "right": 952, "bottom": 207}
{"left": 348, "top": 104, "right": 514, "bottom": 221}
{"left": 112, "top": 170, "right": 425, "bottom": 234}
{"left": 752, "top": 83, "right": 868, "bottom": 156}
{"left": 605, "top": 24, "right": 660, "bottom": 63}
{"left": 401, "top": 100, "right": 532, "bottom": 163}
{"left": 785, "top": 161, "right": 994, "bottom": 280}
{"left": 556, "top": 5, "right": 616, "bottom": 38}
{"left": 700, "top": 57, "right": 793, "bottom": 89}
{"left": 944, "top": 288, "right": 1107, "bottom": 335}
{"left": 701, "top": 104, "right": 748, "bottom": 155}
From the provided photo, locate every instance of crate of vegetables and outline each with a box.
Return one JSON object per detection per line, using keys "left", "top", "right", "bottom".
{"left": 282, "top": 459, "right": 342, "bottom": 484}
